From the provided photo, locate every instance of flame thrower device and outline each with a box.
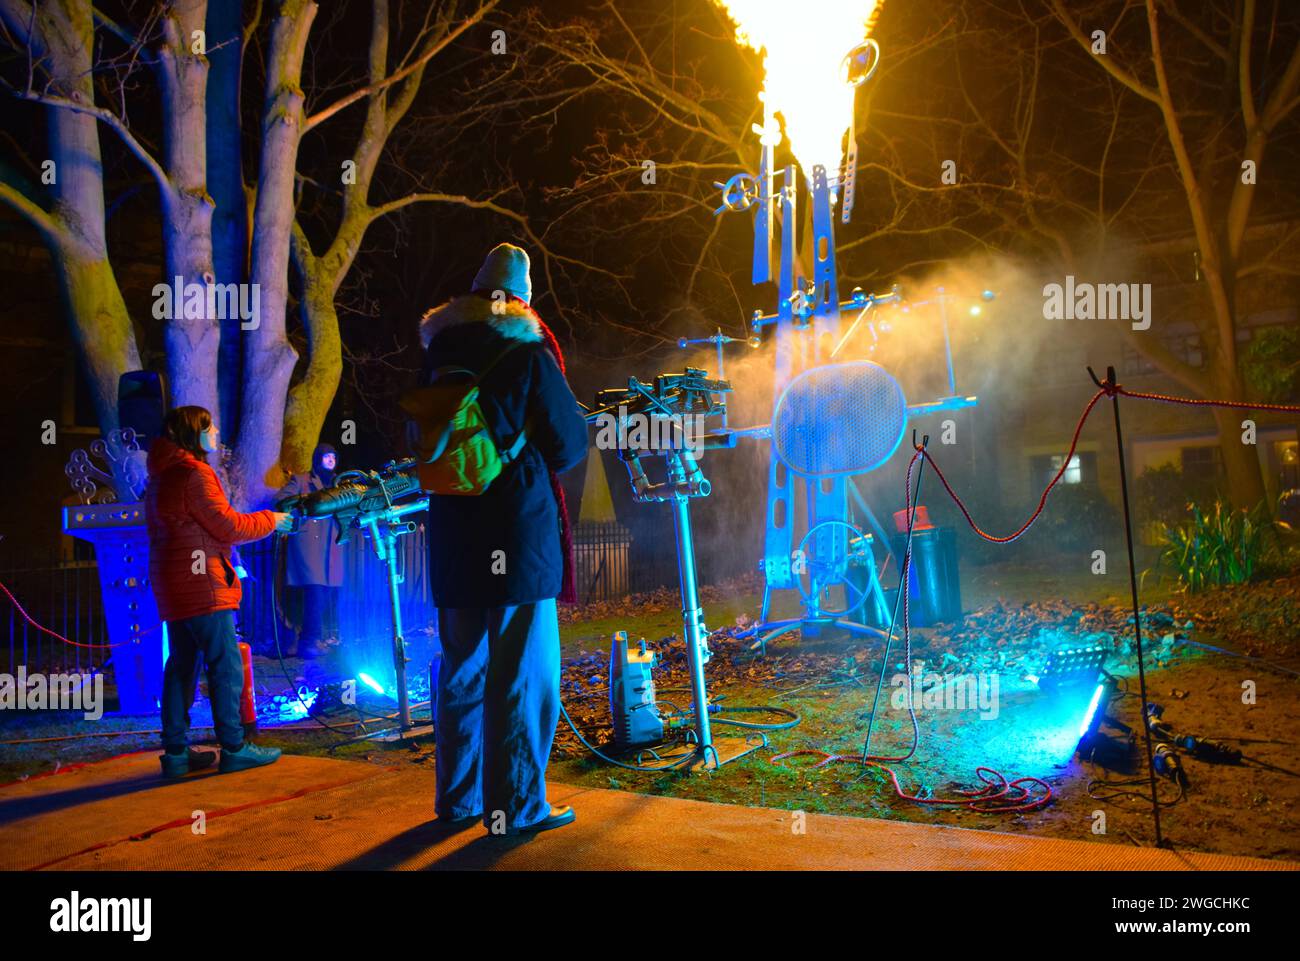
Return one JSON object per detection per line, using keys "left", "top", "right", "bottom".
{"left": 586, "top": 369, "right": 763, "bottom": 769}
{"left": 277, "top": 459, "right": 429, "bottom": 731}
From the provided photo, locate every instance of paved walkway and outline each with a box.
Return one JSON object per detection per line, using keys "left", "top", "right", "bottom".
{"left": 1, "top": 753, "right": 1293, "bottom": 871}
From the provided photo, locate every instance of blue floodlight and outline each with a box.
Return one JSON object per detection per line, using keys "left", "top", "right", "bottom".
{"left": 1077, "top": 682, "right": 1105, "bottom": 740}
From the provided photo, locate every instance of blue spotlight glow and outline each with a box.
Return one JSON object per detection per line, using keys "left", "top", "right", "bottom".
{"left": 1077, "top": 682, "right": 1105, "bottom": 740}
{"left": 269, "top": 685, "right": 319, "bottom": 723}
{"left": 358, "top": 672, "right": 387, "bottom": 696}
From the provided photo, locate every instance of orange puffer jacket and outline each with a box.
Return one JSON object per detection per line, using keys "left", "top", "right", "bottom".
{"left": 144, "top": 438, "right": 277, "bottom": 622}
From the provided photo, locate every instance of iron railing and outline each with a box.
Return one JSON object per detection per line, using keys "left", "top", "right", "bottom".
{"left": 3, "top": 517, "right": 688, "bottom": 673}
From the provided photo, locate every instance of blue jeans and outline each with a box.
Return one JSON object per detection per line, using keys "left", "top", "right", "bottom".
{"left": 161, "top": 610, "right": 245, "bottom": 753}
{"left": 435, "top": 600, "right": 560, "bottom": 829}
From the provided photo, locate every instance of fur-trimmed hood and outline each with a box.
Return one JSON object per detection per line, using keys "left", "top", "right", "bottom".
{"left": 419, "top": 293, "right": 544, "bottom": 349}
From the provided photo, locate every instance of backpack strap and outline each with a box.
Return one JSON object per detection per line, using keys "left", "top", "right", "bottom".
{"left": 499, "top": 417, "right": 531, "bottom": 466}
{"left": 471, "top": 340, "right": 532, "bottom": 464}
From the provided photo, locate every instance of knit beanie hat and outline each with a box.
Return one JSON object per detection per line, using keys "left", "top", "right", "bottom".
{"left": 471, "top": 242, "right": 532, "bottom": 305}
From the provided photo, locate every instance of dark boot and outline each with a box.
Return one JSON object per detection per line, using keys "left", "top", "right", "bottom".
{"left": 160, "top": 748, "right": 217, "bottom": 778}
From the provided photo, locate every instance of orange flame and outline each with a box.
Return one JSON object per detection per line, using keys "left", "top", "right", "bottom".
{"left": 714, "top": 1, "right": 880, "bottom": 179}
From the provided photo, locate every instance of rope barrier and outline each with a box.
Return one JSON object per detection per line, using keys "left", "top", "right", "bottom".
{"left": 925, "top": 383, "right": 1300, "bottom": 544}
{"left": 781, "top": 380, "right": 1299, "bottom": 816}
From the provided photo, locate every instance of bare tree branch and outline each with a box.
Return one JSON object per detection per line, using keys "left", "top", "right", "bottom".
{"left": 1048, "top": 0, "right": 1161, "bottom": 104}
{"left": 0, "top": 174, "right": 65, "bottom": 246}
{"left": 302, "top": 0, "right": 498, "bottom": 133}
{"left": 6, "top": 85, "right": 171, "bottom": 197}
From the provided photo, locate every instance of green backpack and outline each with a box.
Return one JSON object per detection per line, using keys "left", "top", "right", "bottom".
{"left": 399, "top": 343, "right": 528, "bottom": 495}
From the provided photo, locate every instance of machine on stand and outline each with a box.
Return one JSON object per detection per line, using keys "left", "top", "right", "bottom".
{"left": 585, "top": 369, "right": 770, "bottom": 769}
{"left": 277, "top": 459, "right": 430, "bottom": 738}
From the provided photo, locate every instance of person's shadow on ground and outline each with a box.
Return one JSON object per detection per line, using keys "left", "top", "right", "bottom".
{"left": 333, "top": 818, "right": 536, "bottom": 870}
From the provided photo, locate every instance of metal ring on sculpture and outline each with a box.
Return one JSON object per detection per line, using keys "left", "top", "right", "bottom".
{"left": 841, "top": 38, "right": 882, "bottom": 87}
{"left": 772, "top": 361, "right": 907, "bottom": 478}
{"left": 717, "top": 172, "right": 760, "bottom": 212}
{"left": 795, "top": 519, "right": 870, "bottom": 618}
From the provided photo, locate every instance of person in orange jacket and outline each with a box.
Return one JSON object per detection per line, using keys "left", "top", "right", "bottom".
{"left": 145, "top": 406, "right": 293, "bottom": 777}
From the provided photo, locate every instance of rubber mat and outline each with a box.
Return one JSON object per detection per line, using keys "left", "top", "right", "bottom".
{"left": 5, "top": 754, "right": 1293, "bottom": 871}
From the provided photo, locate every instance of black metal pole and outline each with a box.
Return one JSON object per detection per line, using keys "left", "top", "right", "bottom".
{"left": 862, "top": 432, "right": 929, "bottom": 765}
{"left": 1092, "top": 365, "right": 1164, "bottom": 848}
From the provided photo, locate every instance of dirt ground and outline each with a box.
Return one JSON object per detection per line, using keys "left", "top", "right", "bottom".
{"left": 543, "top": 570, "right": 1300, "bottom": 862}
{"left": 2, "top": 562, "right": 1297, "bottom": 863}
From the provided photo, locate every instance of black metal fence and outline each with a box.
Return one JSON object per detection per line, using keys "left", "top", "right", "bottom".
{"left": 2, "top": 516, "right": 688, "bottom": 674}
{"left": 0, "top": 541, "right": 111, "bottom": 676}
{"left": 573, "top": 521, "right": 631, "bottom": 604}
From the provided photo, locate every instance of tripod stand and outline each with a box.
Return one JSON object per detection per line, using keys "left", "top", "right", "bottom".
{"left": 361, "top": 497, "right": 429, "bottom": 734}
{"left": 620, "top": 446, "right": 766, "bottom": 770}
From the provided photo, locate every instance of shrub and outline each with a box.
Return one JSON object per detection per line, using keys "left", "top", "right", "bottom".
{"left": 1155, "top": 499, "right": 1277, "bottom": 593}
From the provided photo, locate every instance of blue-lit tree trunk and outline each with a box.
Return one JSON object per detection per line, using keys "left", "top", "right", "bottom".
{"left": 206, "top": 0, "right": 250, "bottom": 438}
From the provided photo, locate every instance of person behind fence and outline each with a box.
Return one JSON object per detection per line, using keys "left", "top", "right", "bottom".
{"left": 413, "top": 242, "right": 588, "bottom": 834}
{"left": 274, "top": 442, "right": 345, "bottom": 658}
{"left": 145, "top": 406, "right": 293, "bottom": 777}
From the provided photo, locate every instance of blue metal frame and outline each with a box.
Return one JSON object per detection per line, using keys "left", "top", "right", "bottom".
{"left": 704, "top": 40, "right": 980, "bottom": 640}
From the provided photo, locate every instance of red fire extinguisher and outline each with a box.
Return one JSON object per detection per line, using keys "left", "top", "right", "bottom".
{"left": 238, "top": 641, "right": 257, "bottom": 738}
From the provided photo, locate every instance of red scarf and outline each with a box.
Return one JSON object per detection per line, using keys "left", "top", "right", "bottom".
{"left": 533, "top": 315, "right": 579, "bottom": 605}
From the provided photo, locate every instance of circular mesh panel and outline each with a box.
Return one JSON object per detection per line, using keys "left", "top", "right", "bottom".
{"left": 772, "top": 361, "right": 907, "bottom": 477}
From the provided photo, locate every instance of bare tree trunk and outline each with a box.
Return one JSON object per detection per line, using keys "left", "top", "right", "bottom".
{"left": 283, "top": 230, "right": 341, "bottom": 473}
{"left": 0, "top": 0, "right": 141, "bottom": 432}
{"left": 207, "top": 0, "right": 250, "bottom": 435}
{"left": 1210, "top": 364, "right": 1269, "bottom": 508}
{"left": 52, "top": 252, "right": 141, "bottom": 435}
{"left": 159, "top": 0, "right": 219, "bottom": 416}
{"left": 232, "top": 0, "right": 317, "bottom": 507}
{"left": 281, "top": 0, "right": 501, "bottom": 472}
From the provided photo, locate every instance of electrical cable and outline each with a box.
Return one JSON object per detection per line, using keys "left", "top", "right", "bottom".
{"left": 711, "top": 705, "right": 802, "bottom": 731}
{"left": 558, "top": 702, "right": 699, "bottom": 771}
{"left": 654, "top": 685, "right": 802, "bottom": 731}
{"left": 828, "top": 381, "right": 1300, "bottom": 815}
{"left": 1087, "top": 772, "right": 1186, "bottom": 807}
{"left": 1173, "top": 638, "right": 1300, "bottom": 678}
{"left": 268, "top": 533, "right": 362, "bottom": 741}
{"left": 774, "top": 436, "right": 1054, "bottom": 815}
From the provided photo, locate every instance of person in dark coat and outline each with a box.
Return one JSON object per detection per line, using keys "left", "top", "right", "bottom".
{"left": 144, "top": 406, "right": 292, "bottom": 776}
{"left": 274, "top": 443, "right": 345, "bottom": 658}
{"left": 419, "top": 242, "right": 588, "bottom": 835}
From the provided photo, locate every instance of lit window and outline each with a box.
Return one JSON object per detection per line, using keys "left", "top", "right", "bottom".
{"left": 1051, "top": 454, "right": 1082, "bottom": 484}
